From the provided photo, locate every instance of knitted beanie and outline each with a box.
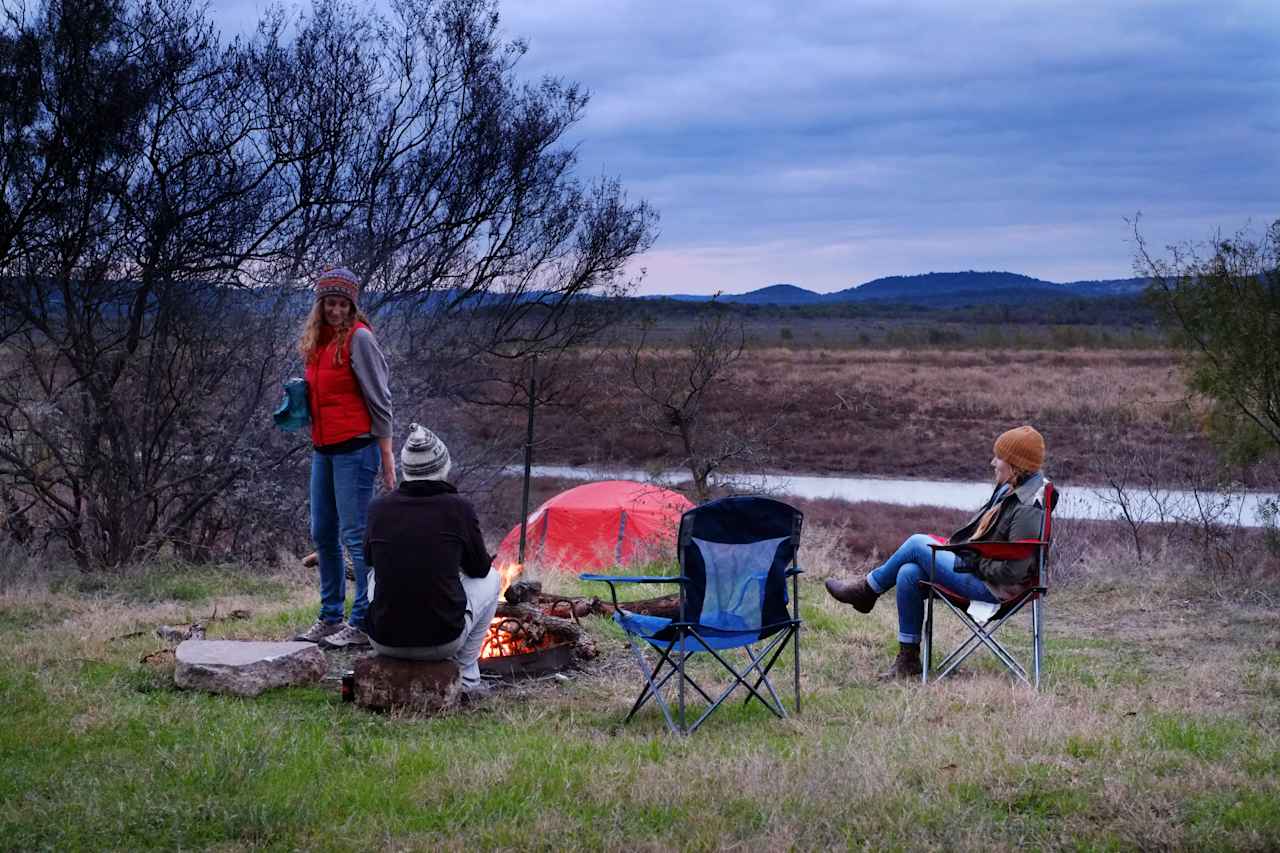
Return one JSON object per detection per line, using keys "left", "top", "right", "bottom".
{"left": 993, "top": 425, "right": 1045, "bottom": 472}
{"left": 315, "top": 266, "right": 360, "bottom": 308}
{"left": 401, "top": 423, "right": 451, "bottom": 481}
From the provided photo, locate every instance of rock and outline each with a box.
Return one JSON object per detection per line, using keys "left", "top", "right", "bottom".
{"left": 174, "top": 640, "right": 326, "bottom": 697}
{"left": 156, "top": 623, "right": 205, "bottom": 643}
{"left": 353, "top": 655, "right": 460, "bottom": 713}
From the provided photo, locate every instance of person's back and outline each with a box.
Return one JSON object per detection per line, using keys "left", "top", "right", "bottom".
{"left": 365, "top": 479, "right": 490, "bottom": 648}
{"left": 362, "top": 423, "right": 499, "bottom": 693}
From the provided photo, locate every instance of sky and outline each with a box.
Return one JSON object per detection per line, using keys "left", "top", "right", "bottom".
{"left": 215, "top": 0, "right": 1280, "bottom": 295}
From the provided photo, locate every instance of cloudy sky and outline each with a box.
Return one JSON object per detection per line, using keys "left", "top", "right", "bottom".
{"left": 219, "top": 1, "right": 1280, "bottom": 294}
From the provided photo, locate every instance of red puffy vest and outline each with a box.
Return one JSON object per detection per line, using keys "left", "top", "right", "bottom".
{"left": 306, "top": 322, "right": 373, "bottom": 447}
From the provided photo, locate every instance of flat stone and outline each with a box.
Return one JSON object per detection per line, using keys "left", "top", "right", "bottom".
{"left": 353, "top": 655, "right": 460, "bottom": 713}
{"left": 175, "top": 640, "right": 326, "bottom": 697}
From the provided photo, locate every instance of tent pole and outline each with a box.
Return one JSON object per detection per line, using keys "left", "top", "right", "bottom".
{"left": 518, "top": 355, "right": 538, "bottom": 564}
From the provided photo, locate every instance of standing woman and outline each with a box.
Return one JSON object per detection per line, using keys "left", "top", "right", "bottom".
{"left": 294, "top": 267, "right": 395, "bottom": 647}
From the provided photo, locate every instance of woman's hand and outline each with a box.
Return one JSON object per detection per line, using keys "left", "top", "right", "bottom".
{"left": 378, "top": 437, "right": 396, "bottom": 491}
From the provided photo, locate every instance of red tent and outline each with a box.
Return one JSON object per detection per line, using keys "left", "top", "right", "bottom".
{"left": 494, "top": 480, "right": 694, "bottom": 571}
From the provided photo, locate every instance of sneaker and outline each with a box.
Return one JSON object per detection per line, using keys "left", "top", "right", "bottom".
{"left": 320, "top": 624, "right": 371, "bottom": 648}
{"left": 294, "top": 619, "right": 346, "bottom": 643}
{"left": 459, "top": 679, "right": 493, "bottom": 705}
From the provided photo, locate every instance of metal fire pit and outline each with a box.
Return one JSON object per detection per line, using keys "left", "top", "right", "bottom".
{"left": 478, "top": 641, "right": 576, "bottom": 680}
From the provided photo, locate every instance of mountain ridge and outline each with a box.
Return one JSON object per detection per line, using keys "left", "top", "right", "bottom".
{"left": 649, "top": 270, "right": 1148, "bottom": 306}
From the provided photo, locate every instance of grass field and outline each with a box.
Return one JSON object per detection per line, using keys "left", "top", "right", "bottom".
{"left": 3, "top": 529, "right": 1278, "bottom": 851}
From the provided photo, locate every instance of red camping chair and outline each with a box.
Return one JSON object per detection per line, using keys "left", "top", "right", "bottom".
{"left": 920, "top": 482, "right": 1057, "bottom": 688}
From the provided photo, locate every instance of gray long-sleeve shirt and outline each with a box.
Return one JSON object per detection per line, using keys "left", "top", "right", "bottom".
{"left": 349, "top": 327, "right": 393, "bottom": 438}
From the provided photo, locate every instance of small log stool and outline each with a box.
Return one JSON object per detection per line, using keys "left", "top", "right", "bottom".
{"left": 353, "top": 655, "right": 460, "bottom": 713}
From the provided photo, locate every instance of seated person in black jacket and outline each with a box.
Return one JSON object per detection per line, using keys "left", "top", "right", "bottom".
{"left": 364, "top": 423, "right": 499, "bottom": 691}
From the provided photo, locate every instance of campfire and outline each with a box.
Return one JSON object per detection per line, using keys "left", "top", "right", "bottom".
{"left": 477, "top": 563, "right": 594, "bottom": 678}
{"left": 479, "top": 564, "right": 555, "bottom": 660}
{"left": 473, "top": 561, "right": 679, "bottom": 678}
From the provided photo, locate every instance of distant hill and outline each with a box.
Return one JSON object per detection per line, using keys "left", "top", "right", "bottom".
{"left": 830, "top": 271, "right": 1050, "bottom": 301}
{"left": 723, "top": 284, "right": 821, "bottom": 305}
{"left": 651, "top": 271, "right": 1148, "bottom": 307}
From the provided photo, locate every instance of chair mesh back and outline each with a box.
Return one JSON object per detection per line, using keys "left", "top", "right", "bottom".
{"left": 678, "top": 496, "right": 802, "bottom": 638}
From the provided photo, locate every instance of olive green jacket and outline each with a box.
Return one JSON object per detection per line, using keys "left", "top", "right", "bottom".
{"left": 949, "top": 472, "right": 1049, "bottom": 600}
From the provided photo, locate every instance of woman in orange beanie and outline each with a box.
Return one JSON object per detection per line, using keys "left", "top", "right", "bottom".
{"left": 825, "top": 425, "right": 1049, "bottom": 680}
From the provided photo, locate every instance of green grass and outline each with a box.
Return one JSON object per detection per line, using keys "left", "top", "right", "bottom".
{"left": 1148, "top": 714, "right": 1249, "bottom": 761}
{"left": 53, "top": 560, "right": 288, "bottom": 604}
{"left": 1, "top": 563, "right": 1278, "bottom": 851}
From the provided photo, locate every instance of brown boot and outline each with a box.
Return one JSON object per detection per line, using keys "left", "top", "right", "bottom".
{"left": 825, "top": 576, "right": 879, "bottom": 613}
{"left": 877, "top": 643, "right": 923, "bottom": 681}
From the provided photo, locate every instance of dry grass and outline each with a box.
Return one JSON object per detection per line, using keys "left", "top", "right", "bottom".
{"left": 464, "top": 346, "right": 1224, "bottom": 486}
{"left": 3, "top": 530, "right": 1277, "bottom": 850}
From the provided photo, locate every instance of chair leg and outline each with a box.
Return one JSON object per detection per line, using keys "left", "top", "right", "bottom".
{"left": 688, "top": 634, "right": 792, "bottom": 734}
{"left": 742, "top": 644, "right": 784, "bottom": 709}
{"left": 677, "top": 630, "right": 688, "bottom": 734}
{"left": 751, "top": 628, "right": 798, "bottom": 706}
{"left": 931, "top": 596, "right": 1033, "bottom": 687}
{"left": 624, "top": 638, "right": 681, "bottom": 733}
{"left": 934, "top": 599, "right": 1027, "bottom": 676}
{"left": 626, "top": 654, "right": 683, "bottom": 721}
{"left": 922, "top": 590, "right": 934, "bottom": 684}
{"left": 1032, "top": 597, "right": 1043, "bottom": 689}
{"left": 793, "top": 621, "right": 802, "bottom": 715}
{"left": 792, "top": 567, "right": 801, "bottom": 715}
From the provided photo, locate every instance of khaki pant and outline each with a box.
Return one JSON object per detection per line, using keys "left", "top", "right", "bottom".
{"left": 369, "top": 569, "right": 501, "bottom": 687}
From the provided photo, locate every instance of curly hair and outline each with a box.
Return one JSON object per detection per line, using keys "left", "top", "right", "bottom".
{"left": 297, "top": 299, "right": 373, "bottom": 366}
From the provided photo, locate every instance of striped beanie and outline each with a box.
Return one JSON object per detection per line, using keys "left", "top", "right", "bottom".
{"left": 315, "top": 266, "right": 360, "bottom": 308}
{"left": 401, "top": 423, "right": 451, "bottom": 481}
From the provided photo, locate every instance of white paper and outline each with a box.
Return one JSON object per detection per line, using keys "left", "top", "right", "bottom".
{"left": 966, "top": 600, "right": 999, "bottom": 623}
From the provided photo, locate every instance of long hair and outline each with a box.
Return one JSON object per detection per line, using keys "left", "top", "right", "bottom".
{"left": 297, "top": 300, "right": 373, "bottom": 366}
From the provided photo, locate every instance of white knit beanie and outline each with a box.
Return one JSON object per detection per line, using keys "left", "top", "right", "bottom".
{"left": 401, "top": 423, "right": 451, "bottom": 481}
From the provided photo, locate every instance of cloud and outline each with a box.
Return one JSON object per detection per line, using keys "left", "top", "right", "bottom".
{"left": 501, "top": 0, "right": 1279, "bottom": 291}
{"left": 214, "top": 0, "right": 1280, "bottom": 293}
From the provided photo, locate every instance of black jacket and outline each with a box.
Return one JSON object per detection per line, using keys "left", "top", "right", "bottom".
{"left": 363, "top": 480, "right": 493, "bottom": 647}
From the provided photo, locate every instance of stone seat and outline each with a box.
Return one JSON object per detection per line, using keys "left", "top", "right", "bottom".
{"left": 175, "top": 640, "right": 326, "bottom": 697}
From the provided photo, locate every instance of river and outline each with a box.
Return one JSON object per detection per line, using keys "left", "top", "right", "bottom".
{"left": 513, "top": 465, "right": 1277, "bottom": 528}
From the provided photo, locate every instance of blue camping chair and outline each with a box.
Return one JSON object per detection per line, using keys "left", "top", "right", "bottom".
{"left": 582, "top": 496, "right": 803, "bottom": 735}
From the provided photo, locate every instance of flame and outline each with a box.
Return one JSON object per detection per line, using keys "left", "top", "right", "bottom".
{"left": 497, "top": 562, "right": 523, "bottom": 600}
{"left": 479, "top": 615, "right": 556, "bottom": 659}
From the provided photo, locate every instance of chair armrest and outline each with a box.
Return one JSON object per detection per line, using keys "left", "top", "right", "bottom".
{"left": 578, "top": 574, "right": 689, "bottom": 584}
{"left": 929, "top": 539, "right": 1047, "bottom": 561}
{"left": 579, "top": 573, "right": 689, "bottom": 615}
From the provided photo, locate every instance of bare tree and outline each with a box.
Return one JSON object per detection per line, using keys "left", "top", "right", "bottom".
{"left": 253, "top": 0, "right": 656, "bottom": 392}
{"left": 0, "top": 0, "right": 656, "bottom": 567}
{"left": 0, "top": 0, "right": 307, "bottom": 566}
{"left": 625, "top": 303, "right": 778, "bottom": 502}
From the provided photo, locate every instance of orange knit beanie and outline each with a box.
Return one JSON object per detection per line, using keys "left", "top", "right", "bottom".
{"left": 994, "top": 425, "right": 1045, "bottom": 472}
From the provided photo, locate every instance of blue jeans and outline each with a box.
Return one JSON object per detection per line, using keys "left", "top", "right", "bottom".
{"left": 867, "top": 533, "right": 999, "bottom": 644}
{"left": 310, "top": 443, "right": 378, "bottom": 629}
